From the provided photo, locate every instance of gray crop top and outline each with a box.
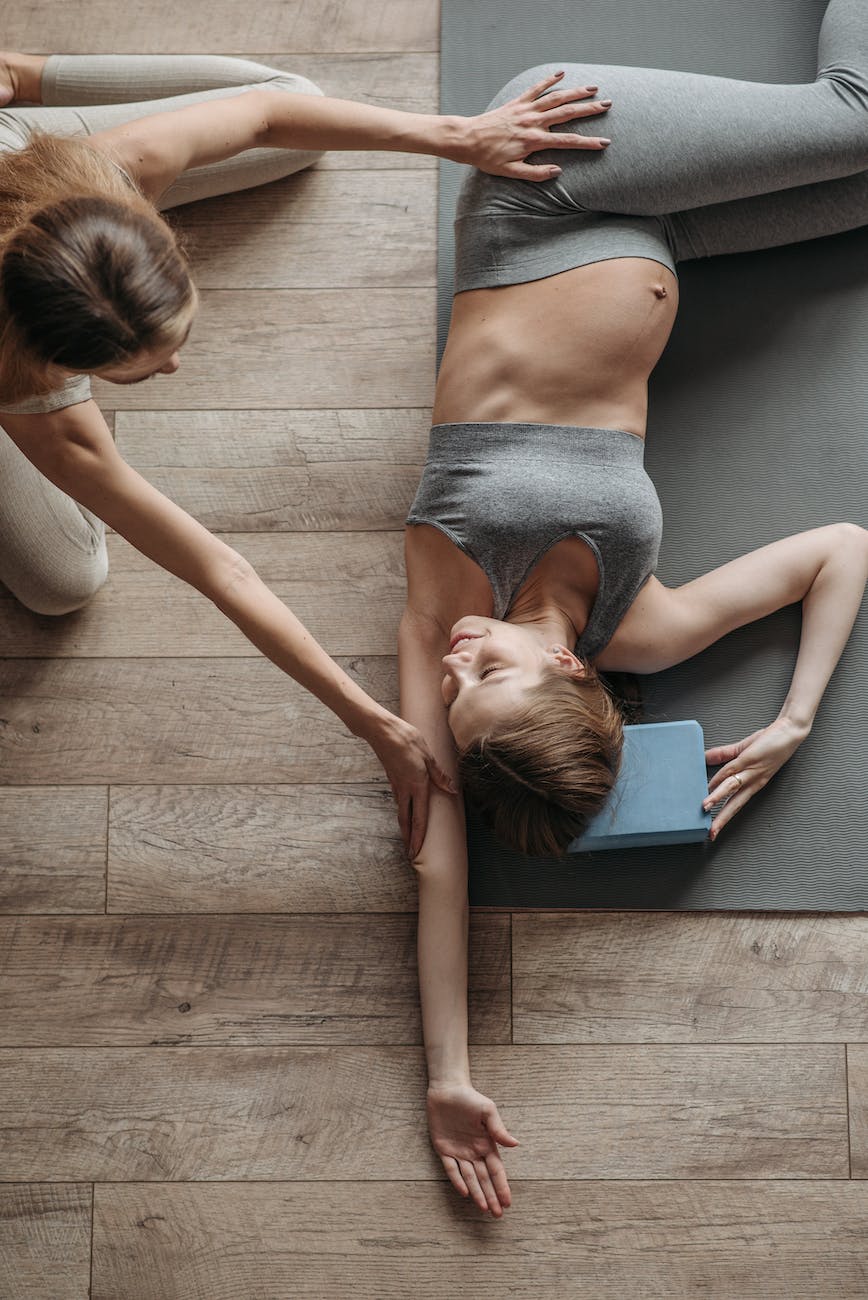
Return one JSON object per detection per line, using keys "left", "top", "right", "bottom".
{"left": 406, "top": 422, "right": 663, "bottom": 661}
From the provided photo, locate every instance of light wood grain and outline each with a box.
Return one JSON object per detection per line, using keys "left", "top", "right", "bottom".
{"left": 115, "top": 407, "right": 429, "bottom": 472}
{"left": 0, "top": 914, "right": 510, "bottom": 1046}
{"left": 846, "top": 1044, "right": 868, "bottom": 1178}
{"left": 174, "top": 170, "right": 435, "bottom": 288}
{"left": 107, "top": 784, "right": 414, "bottom": 913}
{"left": 0, "top": 1185, "right": 92, "bottom": 1300}
{"left": 4, "top": 4, "right": 438, "bottom": 54}
{"left": 0, "top": 788, "right": 106, "bottom": 913}
{"left": 90, "top": 289, "right": 434, "bottom": 410}
{"left": 513, "top": 913, "right": 868, "bottom": 1043}
{"left": 91, "top": 1180, "right": 868, "bottom": 1300}
{"left": 112, "top": 408, "right": 428, "bottom": 535}
{"left": 0, "top": 1045, "right": 846, "bottom": 1181}
{"left": 0, "top": 533, "right": 405, "bottom": 658}
{"left": 0, "top": 657, "right": 395, "bottom": 784}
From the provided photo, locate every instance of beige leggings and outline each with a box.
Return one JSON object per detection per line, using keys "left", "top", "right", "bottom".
{"left": 0, "top": 54, "right": 323, "bottom": 615}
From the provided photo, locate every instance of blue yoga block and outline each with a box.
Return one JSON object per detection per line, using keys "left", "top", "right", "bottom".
{"left": 569, "top": 720, "right": 712, "bottom": 853}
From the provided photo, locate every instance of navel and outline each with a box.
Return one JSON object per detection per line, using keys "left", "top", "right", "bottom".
{"left": 652, "top": 283, "right": 668, "bottom": 300}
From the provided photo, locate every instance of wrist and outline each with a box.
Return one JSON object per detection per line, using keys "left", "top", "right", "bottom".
{"left": 427, "top": 1074, "right": 472, "bottom": 1093}
{"left": 775, "top": 707, "right": 813, "bottom": 738}
{"left": 429, "top": 113, "right": 472, "bottom": 164}
{"left": 9, "top": 53, "right": 48, "bottom": 104}
{"left": 350, "top": 699, "right": 395, "bottom": 745}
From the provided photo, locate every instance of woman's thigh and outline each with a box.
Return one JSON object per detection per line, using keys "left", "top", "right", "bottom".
{"left": 0, "top": 55, "right": 324, "bottom": 208}
{"left": 461, "top": 0, "right": 868, "bottom": 222}
{"left": 0, "top": 429, "right": 108, "bottom": 616}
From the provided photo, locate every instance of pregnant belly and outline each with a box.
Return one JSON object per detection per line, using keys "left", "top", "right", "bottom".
{"left": 433, "top": 258, "right": 679, "bottom": 437}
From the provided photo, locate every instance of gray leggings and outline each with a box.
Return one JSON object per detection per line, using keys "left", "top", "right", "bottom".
{"left": 0, "top": 54, "right": 323, "bottom": 616}
{"left": 456, "top": 0, "right": 868, "bottom": 288}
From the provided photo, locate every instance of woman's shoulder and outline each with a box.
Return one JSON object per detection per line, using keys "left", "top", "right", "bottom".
{"left": 592, "top": 575, "right": 674, "bottom": 673}
{"left": 0, "top": 372, "right": 92, "bottom": 416}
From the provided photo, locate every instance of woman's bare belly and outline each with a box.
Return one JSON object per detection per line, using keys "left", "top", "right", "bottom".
{"left": 433, "top": 258, "right": 679, "bottom": 437}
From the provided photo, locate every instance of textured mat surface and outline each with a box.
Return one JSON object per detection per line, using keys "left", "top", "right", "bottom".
{"left": 440, "top": 0, "right": 868, "bottom": 908}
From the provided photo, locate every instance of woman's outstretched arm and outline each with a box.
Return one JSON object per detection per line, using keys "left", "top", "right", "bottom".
{"left": 399, "top": 602, "right": 519, "bottom": 1216}
{"left": 86, "top": 72, "right": 611, "bottom": 202}
{"left": 1, "top": 400, "right": 453, "bottom": 852}
{"left": 597, "top": 522, "right": 868, "bottom": 837}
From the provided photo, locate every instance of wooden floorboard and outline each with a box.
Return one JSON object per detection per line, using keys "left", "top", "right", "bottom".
{"left": 107, "top": 784, "right": 415, "bottom": 913}
{"left": 4, "top": 3, "right": 438, "bottom": 54}
{"left": 0, "top": 1045, "right": 846, "bottom": 1181}
{"left": 0, "top": 1184, "right": 92, "bottom": 1300}
{"left": 0, "top": 914, "right": 510, "bottom": 1046}
{"left": 91, "top": 289, "right": 435, "bottom": 410}
{"left": 0, "top": 788, "right": 107, "bottom": 913}
{"left": 513, "top": 912, "right": 868, "bottom": 1043}
{"left": 0, "top": 657, "right": 395, "bottom": 784}
{"left": 174, "top": 169, "right": 435, "bottom": 289}
{"left": 91, "top": 1181, "right": 868, "bottom": 1300}
{"left": 0, "top": 533, "right": 405, "bottom": 657}
{"left": 114, "top": 408, "right": 429, "bottom": 532}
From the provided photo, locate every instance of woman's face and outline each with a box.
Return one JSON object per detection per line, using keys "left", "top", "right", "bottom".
{"left": 92, "top": 340, "right": 183, "bottom": 386}
{"left": 441, "top": 616, "right": 584, "bottom": 748}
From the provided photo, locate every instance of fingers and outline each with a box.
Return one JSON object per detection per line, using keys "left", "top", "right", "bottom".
{"left": 428, "top": 758, "right": 459, "bottom": 797}
{"left": 408, "top": 782, "right": 428, "bottom": 861}
{"left": 705, "top": 770, "right": 744, "bottom": 802}
{"left": 708, "top": 785, "right": 752, "bottom": 840}
{"left": 484, "top": 1107, "right": 520, "bottom": 1148}
{"left": 536, "top": 98, "right": 611, "bottom": 126}
{"left": 486, "top": 1153, "right": 513, "bottom": 1209}
{"left": 502, "top": 145, "right": 607, "bottom": 181}
{"left": 443, "top": 1156, "right": 470, "bottom": 1199}
{"left": 704, "top": 730, "right": 765, "bottom": 766}
{"left": 396, "top": 791, "right": 411, "bottom": 853}
{"left": 458, "top": 1158, "right": 504, "bottom": 1216}
{"left": 519, "top": 71, "right": 601, "bottom": 105}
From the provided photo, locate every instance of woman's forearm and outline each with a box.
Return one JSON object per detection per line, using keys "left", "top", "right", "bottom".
{"left": 259, "top": 89, "right": 466, "bottom": 162}
{"left": 778, "top": 524, "right": 868, "bottom": 732}
{"left": 212, "top": 558, "right": 390, "bottom": 743}
{"left": 417, "top": 853, "right": 472, "bottom": 1087}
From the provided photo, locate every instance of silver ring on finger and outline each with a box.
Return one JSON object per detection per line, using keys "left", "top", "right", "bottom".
{"left": 730, "top": 773, "right": 743, "bottom": 792}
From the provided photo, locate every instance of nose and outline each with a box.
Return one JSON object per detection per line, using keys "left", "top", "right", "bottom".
{"left": 159, "top": 352, "right": 181, "bottom": 375}
{"left": 442, "top": 643, "right": 478, "bottom": 668}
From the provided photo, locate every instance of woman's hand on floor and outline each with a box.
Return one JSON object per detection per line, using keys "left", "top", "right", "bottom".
{"left": 703, "top": 716, "right": 810, "bottom": 840}
{"left": 427, "top": 1083, "right": 519, "bottom": 1217}
{"left": 456, "top": 70, "right": 612, "bottom": 180}
{"left": 365, "top": 712, "right": 458, "bottom": 859}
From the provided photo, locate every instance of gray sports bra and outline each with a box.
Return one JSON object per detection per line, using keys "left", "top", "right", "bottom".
{"left": 406, "top": 421, "right": 663, "bottom": 661}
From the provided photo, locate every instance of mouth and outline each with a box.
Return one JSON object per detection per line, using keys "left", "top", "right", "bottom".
{"left": 449, "top": 631, "right": 484, "bottom": 652}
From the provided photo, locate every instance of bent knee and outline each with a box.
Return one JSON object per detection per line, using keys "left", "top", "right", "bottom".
{"left": 263, "top": 72, "right": 325, "bottom": 99}
{"left": 10, "top": 551, "right": 109, "bottom": 617}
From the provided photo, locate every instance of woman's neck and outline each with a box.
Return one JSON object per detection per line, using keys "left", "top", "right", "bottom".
{"left": 506, "top": 599, "right": 578, "bottom": 649}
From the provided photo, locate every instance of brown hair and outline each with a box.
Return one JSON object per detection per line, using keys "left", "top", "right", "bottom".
{"left": 457, "top": 668, "right": 624, "bottom": 857}
{"left": 0, "top": 132, "right": 196, "bottom": 403}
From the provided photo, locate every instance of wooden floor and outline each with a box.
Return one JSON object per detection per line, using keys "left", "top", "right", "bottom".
{"left": 3, "top": 4, "right": 868, "bottom": 1298}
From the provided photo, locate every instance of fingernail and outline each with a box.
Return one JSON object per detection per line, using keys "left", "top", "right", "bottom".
{"left": 549, "top": 166, "right": 562, "bottom": 176}
{"left": 586, "top": 85, "right": 599, "bottom": 93}
{"left": 599, "top": 138, "right": 611, "bottom": 147}
{"left": 600, "top": 99, "right": 612, "bottom": 107}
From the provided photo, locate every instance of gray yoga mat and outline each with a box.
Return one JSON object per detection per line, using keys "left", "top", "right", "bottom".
{"left": 440, "top": 0, "right": 868, "bottom": 909}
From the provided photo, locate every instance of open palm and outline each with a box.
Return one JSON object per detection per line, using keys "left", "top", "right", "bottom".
{"left": 427, "top": 1083, "right": 519, "bottom": 1217}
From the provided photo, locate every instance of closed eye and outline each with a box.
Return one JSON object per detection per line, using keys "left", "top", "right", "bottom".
{"left": 480, "top": 664, "right": 504, "bottom": 680}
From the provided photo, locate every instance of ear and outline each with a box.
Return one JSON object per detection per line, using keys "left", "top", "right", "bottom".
{"left": 549, "top": 645, "right": 586, "bottom": 680}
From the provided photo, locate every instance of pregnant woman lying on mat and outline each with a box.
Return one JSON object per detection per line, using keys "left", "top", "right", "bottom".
{"left": 401, "top": 0, "right": 868, "bottom": 1213}
{"left": 0, "top": 51, "right": 605, "bottom": 853}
